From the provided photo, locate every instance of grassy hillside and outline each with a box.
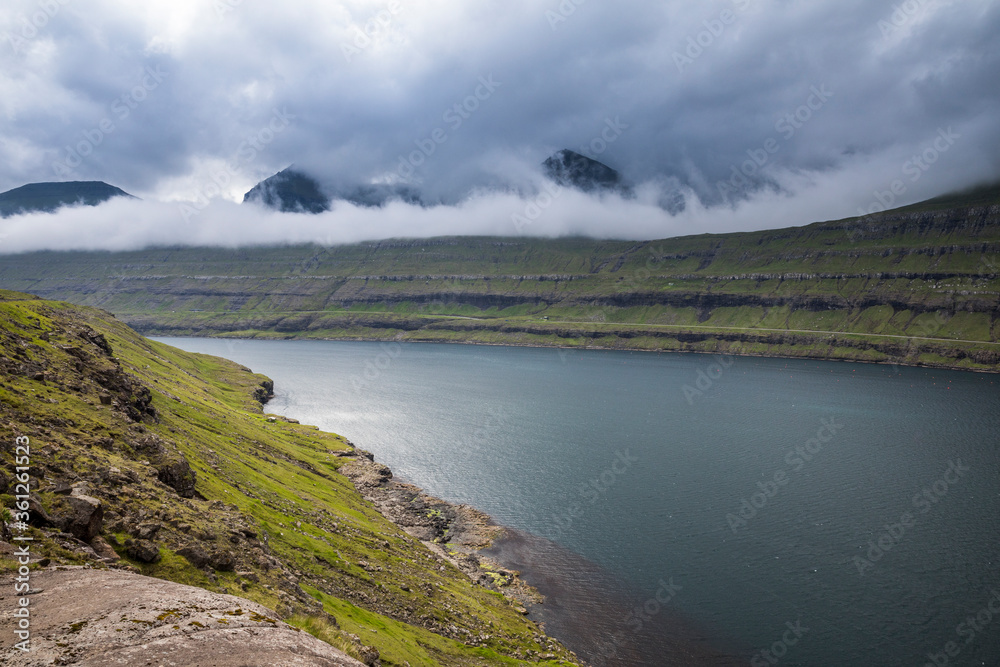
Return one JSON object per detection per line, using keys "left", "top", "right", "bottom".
{"left": 0, "top": 290, "right": 579, "bottom": 666}
{"left": 0, "top": 182, "right": 998, "bottom": 371}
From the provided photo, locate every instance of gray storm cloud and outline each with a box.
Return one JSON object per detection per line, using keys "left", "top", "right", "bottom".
{"left": 0, "top": 0, "right": 998, "bottom": 251}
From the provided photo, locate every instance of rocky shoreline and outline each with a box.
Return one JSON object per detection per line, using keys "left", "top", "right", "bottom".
{"left": 325, "top": 431, "right": 756, "bottom": 666}
{"left": 335, "top": 441, "right": 545, "bottom": 614}
{"left": 331, "top": 439, "right": 751, "bottom": 666}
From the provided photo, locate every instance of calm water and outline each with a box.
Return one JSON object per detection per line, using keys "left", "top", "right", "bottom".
{"left": 155, "top": 338, "right": 1000, "bottom": 666}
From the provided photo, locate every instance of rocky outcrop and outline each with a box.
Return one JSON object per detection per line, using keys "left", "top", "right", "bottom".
{"left": 65, "top": 325, "right": 158, "bottom": 423}
{"left": 156, "top": 458, "right": 197, "bottom": 498}
{"left": 338, "top": 451, "right": 539, "bottom": 605}
{"left": 124, "top": 538, "right": 161, "bottom": 563}
{"left": 0, "top": 567, "right": 365, "bottom": 666}
{"left": 253, "top": 379, "right": 275, "bottom": 404}
{"left": 176, "top": 543, "right": 211, "bottom": 568}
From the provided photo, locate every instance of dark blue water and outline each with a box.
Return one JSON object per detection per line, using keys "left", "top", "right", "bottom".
{"left": 155, "top": 338, "right": 1000, "bottom": 666}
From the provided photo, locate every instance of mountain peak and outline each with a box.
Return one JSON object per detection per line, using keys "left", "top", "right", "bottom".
{"left": 542, "top": 149, "right": 632, "bottom": 195}
{"left": 242, "top": 167, "right": 330, "bottom": 214}
{"left": 0, "top": 180, "right": 135, "bottom": 217}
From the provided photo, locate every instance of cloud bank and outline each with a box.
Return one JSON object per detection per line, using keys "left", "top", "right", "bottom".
{"left": 1, "top": 0, "right": 998, "bottom": 251}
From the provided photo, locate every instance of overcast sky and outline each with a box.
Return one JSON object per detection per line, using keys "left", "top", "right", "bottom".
{"left": 1, "top": 0, "right": 998, "bottom": 252}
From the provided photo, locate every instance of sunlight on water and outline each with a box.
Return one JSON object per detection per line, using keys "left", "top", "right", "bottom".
{"left": 156, "top": 338, "right": 1000, "bottom": 666}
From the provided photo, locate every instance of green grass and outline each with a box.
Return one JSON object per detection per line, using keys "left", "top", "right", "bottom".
{"left": 304, "top": 586, "right": 574, "bottom": 667}
{"left": 0, "top": 292, "right": 580, "bottom": 665}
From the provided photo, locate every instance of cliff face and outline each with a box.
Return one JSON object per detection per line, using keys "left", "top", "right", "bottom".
{"left": 0, "top": 291, "right": 580, "bottom": 666}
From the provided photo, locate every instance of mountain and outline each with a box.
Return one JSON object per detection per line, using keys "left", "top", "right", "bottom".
{"left": 246, "top": 149, "right": 637, "bottom": 214}
{"left": 542, "top": 149, "right": 632, "bottom": 196}
{"left": 0, "top": 180, "right": 134, "bottom": 217}
{"left": 0, "top": 181, "right": 998, "bottom": 372}
{"left": 244, "top": 168, "right": 425, "bottom": 212}
{"left": 0, "top": 290, "right": 581, "bottom": 665}
{"left": 243, "top": 167, "right": 330, "bottom": 213}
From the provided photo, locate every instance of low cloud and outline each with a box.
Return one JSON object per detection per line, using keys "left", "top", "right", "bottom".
{"left": 1, "top": 134, "right": 990, "bottom": 255}
{"left": 1, "top": 0, "right": 998, "bottom": 250}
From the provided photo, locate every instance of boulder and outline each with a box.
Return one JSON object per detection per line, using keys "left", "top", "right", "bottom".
{"left": 208, "top": 550, "right": 237, "bottom": 572}
{"left": 49, "top": 481, "right": 74, "bottom": 495}
{"left": 26, "top": 494, "right": 54, "bottom": 528}
{"left": 176, "top": 544, "right": 211, "bottom": 568}
{"left": 53, "top": 493, "right": 103, "bottom": 542}
{"left": 156, "top": 457, "right": 197, "bottom": 498}
{"left": 90, "top": 536, "right": 120, "bottom": 562}
{"left": 125, "top": 539, "right": 161, "bottom": 563}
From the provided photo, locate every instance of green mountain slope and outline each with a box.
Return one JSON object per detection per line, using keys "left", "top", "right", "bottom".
{"left": 0, "top": 181, "right": 134, "bottom": 217}
{"left": 0, "top": 291, "right": 580, "bottom": 666}
{"left": 0, "top": 182, "right": 998, "bottom": 371}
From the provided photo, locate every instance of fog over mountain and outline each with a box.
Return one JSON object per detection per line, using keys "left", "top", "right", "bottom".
{"left": 1, "top": 0, "right": 998, "bottom": 251}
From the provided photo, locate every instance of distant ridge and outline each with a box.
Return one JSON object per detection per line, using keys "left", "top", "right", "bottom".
{"left": 0, "top": 181, "right": 134, "bottom": 217}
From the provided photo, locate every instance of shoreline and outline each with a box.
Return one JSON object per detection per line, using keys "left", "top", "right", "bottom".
{"left": 203, "top": 334, "right": 995, "bottom": 662}
{"left": 317, "top": 430, "right": 746, "bottom": 666}
{"left": 156, "top": 331, "right": 1000, "bottom": 375}
{"left": 333, "top": 443, "right": 547, "bottom": 611}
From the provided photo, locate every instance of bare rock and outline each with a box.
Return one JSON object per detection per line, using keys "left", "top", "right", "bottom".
{"left": 339, "top": 459, "right": 391, "bottom": 491}
{"left": 48, "top": 481, "right": 74, "bottom": 495}
{"left": 0, "top": 567, "right": 364, "bottom": 666}
{"left": 79, "top": 327, "right": 113, "bottom": 355}
{"left": 156, "top": 457, "right": 197, "bottom": 498}
{"left": 25, "top": 494, "right": 53, "bottom": 528}
{"left": 208, "top": 550, "right": 237, "bottom": 572}
{"left": 176, "top": 544, "right": 210, "bottom": 568}
{"left": 51, "top": 493, "right": 103, "bottom": 542}
{"left": 253, "top": 379, "right": 275, "bottom": 404}
{"left": 125, "top": 539, "right": 161, "bottom": 563}
{"left": 90, "top": 536, "right": 120, "bottom": 562}
{"left": 134, "top": 522, "right": 161, "bottom": 540}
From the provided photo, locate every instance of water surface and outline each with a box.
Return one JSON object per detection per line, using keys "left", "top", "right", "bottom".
{"left": 155, "top": 338, "right": 1000, "bottom": 666}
